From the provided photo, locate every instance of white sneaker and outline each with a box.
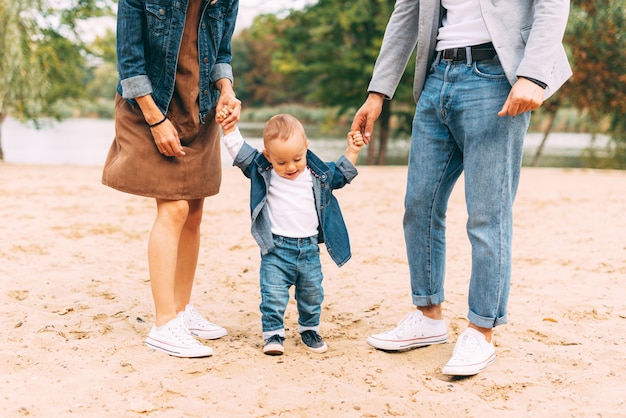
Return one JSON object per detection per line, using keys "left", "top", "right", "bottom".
{"left": 366, "top": 310, "right": 448, "bottom": 351}
{"left": 146, "top": 313, "right": 213, "bottom": 358}
{"left": 442, "top": 328, "right": 496, "bottom": 376}
{"left": 183, "top": 304, "right": 227, "bottom": 340}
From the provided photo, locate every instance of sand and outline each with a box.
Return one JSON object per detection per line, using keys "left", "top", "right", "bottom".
{"left": 1, "top": 163, "right": 625, "bottom": 417}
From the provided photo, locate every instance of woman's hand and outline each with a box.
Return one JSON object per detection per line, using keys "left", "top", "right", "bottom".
{"left": 215, "top": 79, "right": 241, "bottom": 132}
{"left": 150, "top": 119, "right": 186, "bottom": 157}
{"left": 136, "top": 94, "right": 185, "bottom": 157}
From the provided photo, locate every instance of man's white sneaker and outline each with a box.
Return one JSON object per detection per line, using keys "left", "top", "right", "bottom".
{"left": 442, "top": 328, "right": 496, "bottom": 376}
{"left": 146, "top": 313, "right": 213, "bottom": 358}
{"left": 366, "top": 310, "right": 448, "bottom": 351}
{"left": 183, "top": 303, "right": 227, "bottom": 340}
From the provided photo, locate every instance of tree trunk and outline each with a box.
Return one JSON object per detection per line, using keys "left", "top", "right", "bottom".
{"left": 532, "top": 101, "right": 560, "bottom": 167}
{"left": 376, "top": 100, "right": 391, "bottom": 165}
{"left": 0, "top": 113, "right": 5, "bottom": 161}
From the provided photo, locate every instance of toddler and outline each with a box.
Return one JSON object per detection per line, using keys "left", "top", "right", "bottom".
{"left": 218, "top": 111, "right": 364, "bottom": 355}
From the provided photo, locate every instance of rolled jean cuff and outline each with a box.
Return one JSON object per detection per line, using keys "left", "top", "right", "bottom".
{"left": 412, "top": 292, "right": 445, "bottom": 307}
{"left": 468, "top": 311, "right": 508, "bottom": 329}
{"left": 120, "top": 75, "right": 153, "bottom": 99}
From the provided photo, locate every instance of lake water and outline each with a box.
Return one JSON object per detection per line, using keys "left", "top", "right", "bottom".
{"left": 1, "top": 117, "right": 609, "bottom": 167}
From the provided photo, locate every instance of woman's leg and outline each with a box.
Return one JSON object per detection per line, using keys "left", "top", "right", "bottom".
{"left": 148, "top": 198, "right": 191, "bottom": 326}
{"left": 174, "top": 198, "right": 205, "bottom": 311}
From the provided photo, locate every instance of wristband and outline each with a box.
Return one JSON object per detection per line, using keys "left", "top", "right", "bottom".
{"left": 522, "top": 76, "right": 547, "bottom": 89}
{"left": 148, "top": 115, "right": 167, "bottom": 128}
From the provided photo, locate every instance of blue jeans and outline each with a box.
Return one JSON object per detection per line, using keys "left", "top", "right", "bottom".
{"left": 404, "top": 55, "right": 530, "bottom": 328}
{"left": 259, "top": 235, "right": 324, "bottom": 338}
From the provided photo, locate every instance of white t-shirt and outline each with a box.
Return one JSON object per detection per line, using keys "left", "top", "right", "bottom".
{"left": 221, "top": 127, "right": 319, "bottom": 238}
{"left": 436, "top": 0, "right": 492, "bottom": 51}
{"left": 267, "top": 169, "right": 319, "bottom": 238}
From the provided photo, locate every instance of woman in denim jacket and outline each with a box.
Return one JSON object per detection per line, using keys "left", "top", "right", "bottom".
{"left": 102, "top": 0, "right": 241, "bottom": 358}
{"left": 220, "top": 113, "right": 364, "bottom": 356}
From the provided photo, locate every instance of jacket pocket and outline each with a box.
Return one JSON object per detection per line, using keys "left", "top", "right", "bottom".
{"left": 520, "top": 25, "right": 532, "bottom": 44}
{"left": 145, "top": 2, "right": 170, "bottom": 38}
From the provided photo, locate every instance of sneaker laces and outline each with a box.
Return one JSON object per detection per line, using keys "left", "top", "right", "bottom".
{"left": 266, "top": 334, "right": 284, "bottom": 344}
{"left": 302, "top": 330, "right": 322, "bottom": 343}
{"left": 393, "top": 312, "right": 423, "bottom": 337}
{"left": 168, "top": 316, "right": 202, "bottom": 346}
{"left": 450, "top": 332, "right": 481, "bottom": 361}
{"left": 185, "top": 304, "right": 217, "bottom": 328}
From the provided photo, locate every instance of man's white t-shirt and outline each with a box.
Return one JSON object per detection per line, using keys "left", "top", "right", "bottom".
{"left": 436, "top": 0, "right": 492, "bottom": 51}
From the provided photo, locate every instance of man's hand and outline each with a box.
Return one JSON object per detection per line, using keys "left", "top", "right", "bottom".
{"left": 350, "top": 92, "right": 385, "bottom": 145}
{"left": 498, "top": 77, "right": 545, "bottom": 117}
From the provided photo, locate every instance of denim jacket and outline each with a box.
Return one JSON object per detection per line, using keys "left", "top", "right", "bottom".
{"left": 116, "top": 0, "right": 238, "bottom": 122}
{"left": 233, "top": 142, "right": 358, "bottom": 267}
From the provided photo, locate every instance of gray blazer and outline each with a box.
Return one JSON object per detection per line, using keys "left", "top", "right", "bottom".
{"left": 368, "top": 0, "right": 573, "bottom": 102}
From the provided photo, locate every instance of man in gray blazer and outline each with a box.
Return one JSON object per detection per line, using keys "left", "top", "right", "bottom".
{"left": 352, "top": 0, "right": 572, "bottom": 376}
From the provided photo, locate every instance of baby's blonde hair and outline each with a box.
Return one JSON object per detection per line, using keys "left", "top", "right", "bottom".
{"left": 263, "top": 114, "right": 307, "bottom": 148}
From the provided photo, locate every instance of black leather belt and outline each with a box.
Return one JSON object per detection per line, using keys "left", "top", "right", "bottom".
{"left": 440, "top": 42, "right": 497, "bottom": 62}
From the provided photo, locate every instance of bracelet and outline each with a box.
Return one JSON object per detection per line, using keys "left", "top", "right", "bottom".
{"left": 148, "top": 115, "right": 167, "bottom": 128}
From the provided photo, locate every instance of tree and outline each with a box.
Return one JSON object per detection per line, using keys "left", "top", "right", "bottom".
{"left": 564, "top": 0, "right": 626, "bottom": 168}
{"left": 0, "top": 0, "right": 114, "bottom": 160}
{"left": 231, "top": 14, "right": 298, "bottom": 107}
{"left": 0, "top": 0, "right": 44, "bottom": 160}
{"left": 265, "top": 0, "right": 415, "bottom": 164}
{"left": 533, "top": 1, "right": 626, "bottom": 168}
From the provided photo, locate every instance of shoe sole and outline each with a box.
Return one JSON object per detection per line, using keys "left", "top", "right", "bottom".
{"left": 188, "top": 328, "right": 227, "bottom": 340}
{"left": 441, "top": 353, "right": 496, "bottom": 376}
{"left": 305, "top": 343, "right": 328, "bottom": 354}
{"left": 263, "top": 343, "right": 284, "bottom": 356}
{"left": 145, "top": 340, "right": 213, "bottom": 358}
{"left": 366, "top": 335, "right": 448, "bottom": 351}
{"left": 263, "top": 348, "right": 284, "bottom": 356}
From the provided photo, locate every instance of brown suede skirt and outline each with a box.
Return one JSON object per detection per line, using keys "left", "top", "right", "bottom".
{"left": 102, "top": 95, "right": 221, "bottom": 200}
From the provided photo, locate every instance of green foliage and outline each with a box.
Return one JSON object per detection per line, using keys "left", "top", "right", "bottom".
{"left": 529, "top": 107, "right": 604, "bottom": 134}
{"left": 0, "top": 0, "right": 115, "bottom": 121}
{"left": 89, "top": 28, "right": 117, "bottom": 65}
{"left": 241, "top": 104, "right": 354, "bottom": 138}
{"left": 272, "top": 0, "right": 399, "bottom": 113}
{"left": 231, "top": 14, "right": 296, "bottom": 106}
{"left": 38, "top": 29, "right": 90, "bottom": 106}
{"left": 233, "top": 0, "right": 413, "bottom": 163}
{"left": 234, "top": 0, "right": 409, "bottom": 114}
{"left": 562, "top": 0, "right": 626, "bottom": 168}
{"left": 85, "top": 62, "right": 118, "bottom": 101}
{"left": 0, "top": 0, "right": 46, "bottom": 119}
{"left": 242, "top": 104, "right": 335, "bottom": 124}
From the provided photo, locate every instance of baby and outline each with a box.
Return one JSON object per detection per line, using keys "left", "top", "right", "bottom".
{"left": 218, "top": 109, "right": 364, "bottom": 355}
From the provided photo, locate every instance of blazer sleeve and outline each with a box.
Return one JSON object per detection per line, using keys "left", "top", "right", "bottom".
{"left": 367, "top": 0, "right": 421, "bottom": 99}
{"left": 513, "top": 0, "right": 572, "bottom": 95}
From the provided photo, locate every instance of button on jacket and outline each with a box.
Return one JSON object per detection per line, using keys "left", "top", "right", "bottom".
{"left": 233, "top": 142, "right": 358, "bottom": 268}
{"left": 116, "top": 0, "right": 238, "bottom": 122}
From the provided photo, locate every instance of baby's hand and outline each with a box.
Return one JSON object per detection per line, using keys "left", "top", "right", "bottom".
{"left": 348, "top": 130, "right": 365, "bottom": 150}
{"left": 216, "top": 106, "right": 232, "bottom": 123}
{"left": 344, "top": 131, "right": 364, "bottom": 165}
